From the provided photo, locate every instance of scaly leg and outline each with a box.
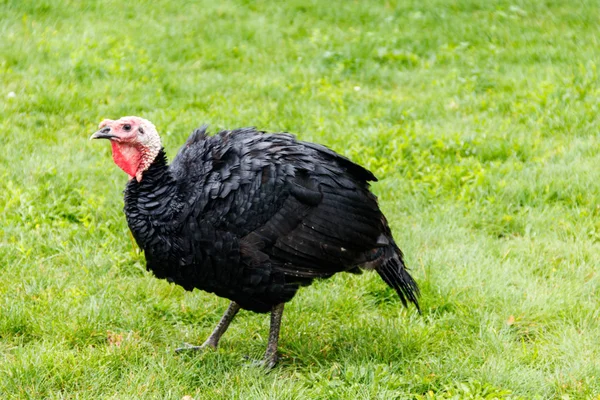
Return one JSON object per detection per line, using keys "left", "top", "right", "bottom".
{"left": 261, "top": 303, "right": 285, "bottom": 368}
{"left": 175, "top": 301, "right": 241, "bottom": 353}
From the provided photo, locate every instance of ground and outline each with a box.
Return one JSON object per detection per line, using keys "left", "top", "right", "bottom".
{"left": 1, "top": 0, "right": 600, "bottom": 398}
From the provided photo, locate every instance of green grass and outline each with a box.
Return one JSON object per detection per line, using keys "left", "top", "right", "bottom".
{"left": 1, "top": 0, "right": 600, "bottom": 398}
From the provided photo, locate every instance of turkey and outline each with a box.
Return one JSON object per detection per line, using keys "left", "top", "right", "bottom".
{"left": 91, "top": 116, "right": 419, "bottom": 368}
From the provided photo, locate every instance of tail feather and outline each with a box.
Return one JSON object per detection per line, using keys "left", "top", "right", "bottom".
{"left": 375, "top": 245, "right": 420, "bottom": 313}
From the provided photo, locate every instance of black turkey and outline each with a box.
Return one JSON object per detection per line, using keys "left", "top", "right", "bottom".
{"left": 91, "top": 116, "right": 419, "bottom": 368}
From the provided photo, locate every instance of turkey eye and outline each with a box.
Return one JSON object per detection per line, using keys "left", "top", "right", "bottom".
{"left": 123, "top": 124, "right": 132, "bottom": 131}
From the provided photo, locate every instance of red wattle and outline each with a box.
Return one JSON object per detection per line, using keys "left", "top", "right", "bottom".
{"left": 110, "top": 142, "right": 142, "bottom": 178}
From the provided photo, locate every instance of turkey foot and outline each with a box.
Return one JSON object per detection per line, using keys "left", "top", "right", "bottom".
{"left": 175, "top": 343, "right": 210, "bottom": 353}
{"left": 175, "top": 301, "right": 240, "bottom": 354}
{"left": 244, "top": 303, "right": 284, "bottom": 370}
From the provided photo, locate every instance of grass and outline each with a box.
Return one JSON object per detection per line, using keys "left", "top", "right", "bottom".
{"left": 1, "top": 0, "right": 600, "bottom": 398}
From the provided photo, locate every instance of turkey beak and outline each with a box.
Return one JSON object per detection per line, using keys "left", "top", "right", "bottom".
{"left": 90, "top": 127, "right": 118, "bottom": 140}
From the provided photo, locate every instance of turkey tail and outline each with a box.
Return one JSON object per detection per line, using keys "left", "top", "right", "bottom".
{"left": 374, "top": 244, "right": 420, "bottom": 313}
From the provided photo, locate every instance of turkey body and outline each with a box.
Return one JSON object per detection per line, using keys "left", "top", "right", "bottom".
{"left": 123, "top": 127, "right": 418, "bottom": 314}
{"left": 115, "top": 125, "right": 419, "bottom": 367}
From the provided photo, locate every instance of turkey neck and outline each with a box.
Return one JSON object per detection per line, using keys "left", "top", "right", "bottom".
{"left": 123, "top": 148, "right": 181, "bottom": 226}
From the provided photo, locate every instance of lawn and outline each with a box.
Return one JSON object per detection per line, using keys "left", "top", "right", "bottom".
{"left": 1, "top": 0, "right": 600, "bottom": 398}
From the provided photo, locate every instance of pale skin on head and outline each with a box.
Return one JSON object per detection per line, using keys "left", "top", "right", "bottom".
{"left": 90, "top": 116, "right": 162, "bottom": 182}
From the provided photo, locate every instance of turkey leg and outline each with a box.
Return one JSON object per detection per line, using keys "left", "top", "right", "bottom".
{"left": 262, "top": 302, "right": 285, "bottom": 368}
{"left": 176, "top": 301, "right": 241, "bottom": 352}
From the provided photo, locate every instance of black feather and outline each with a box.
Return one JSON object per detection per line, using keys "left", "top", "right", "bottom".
{"left": 121, "top": 126, "right": 419, "bottom": 314}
